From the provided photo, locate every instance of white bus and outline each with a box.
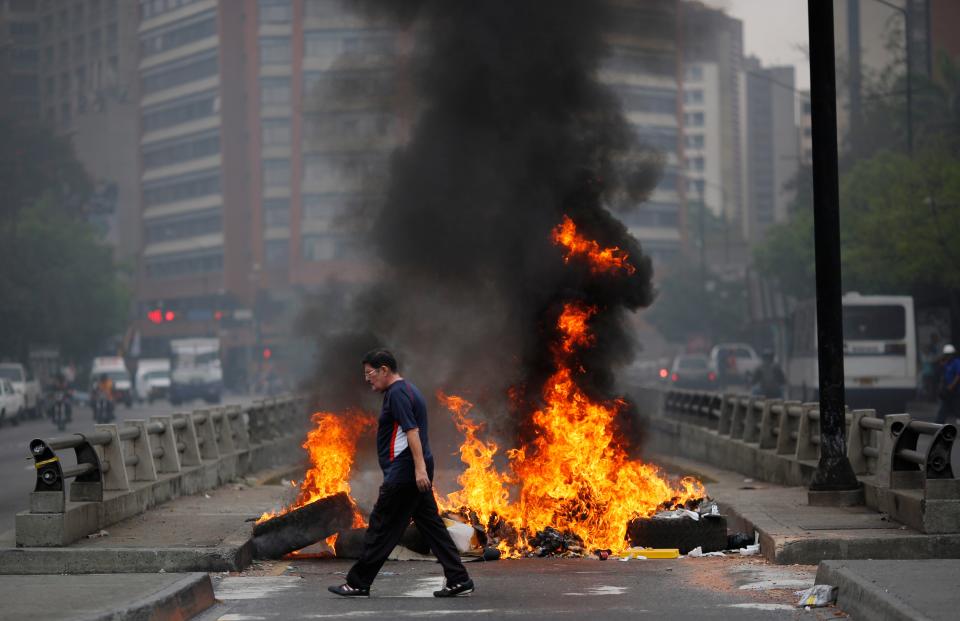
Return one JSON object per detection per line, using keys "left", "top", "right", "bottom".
{"left": 787, "top": 293, "right": 917, "bottom": 413}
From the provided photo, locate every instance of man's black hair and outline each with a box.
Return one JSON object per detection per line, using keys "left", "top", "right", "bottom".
{"left": 362, "top": 348, "right": 398, "bottom": 372}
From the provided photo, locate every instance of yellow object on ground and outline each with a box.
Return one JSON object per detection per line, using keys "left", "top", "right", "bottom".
{"left": 621, "top": 547, "right": 680, "bottom": 559}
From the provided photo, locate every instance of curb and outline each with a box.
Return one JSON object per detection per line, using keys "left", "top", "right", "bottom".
{"left": 816, "top": 561, "right": 932, "bottom": 621}
{"left": 80, "top": 573, "right": 216, "bottom": 621}
{"left": 0, "top": 525, "right": 254, "bottom": 575}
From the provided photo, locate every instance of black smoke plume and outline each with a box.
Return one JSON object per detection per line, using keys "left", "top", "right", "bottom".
{"left": 302, "top": 0, "right": 662, "bottom": 447}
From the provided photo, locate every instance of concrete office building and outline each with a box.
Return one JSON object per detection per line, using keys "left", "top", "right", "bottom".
{"left": 601, "top": 0, "right": 684, "bottom": 266}
{"left": 742, "top": 57, "right": 799, "bottom": 243}
{"left": 135, "top": 0, "right": 401, "bottom": 384}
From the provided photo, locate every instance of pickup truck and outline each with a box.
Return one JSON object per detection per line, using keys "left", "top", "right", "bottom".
{"left": 0, "top": 362, "right": 41, "bottom": 418}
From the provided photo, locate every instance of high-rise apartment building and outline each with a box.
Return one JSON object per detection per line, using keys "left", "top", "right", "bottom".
{"left": 743, "top": 57, "right": 799, "bottom": 243}
{"left": 0, "top": 0, "right": 40, "bottom": 118}
{"left": 601, "top": 0, "right": 684, "bottom": 267}
{"left": 135, "top": 0, "right": 400, "bottom": 384}
{"left": 681, "top": 1, "right": 744, "bottom": 229}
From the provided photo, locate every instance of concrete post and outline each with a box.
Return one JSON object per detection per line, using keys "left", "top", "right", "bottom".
{"left": 124, "top": 420, "right": 158, "bottom": 482}
{"left": 172, "top": 412, "right": 202, "bottom": 467}
{"left": 875, "top": 413, "right": 910, "bottom": 489}
{"left": 795, "top": 403, "right": 820, "bottom": 461}
{"left": 846, "top": 410, "right": 874, "bottom": 475}
{"left": 149, "top": 416, "right": 182, "bottom": 474}
{"left": 213, "top": 407, "right": 237, "bottom": 454}
{"left": 718, "top": 394, "right": 734, "bottom": 435}
{"left": 757, "top": 399, "right": 780, "bottom": 448}
{"left": 776, "top": 401, "right": 801, "bottom": 455}
{"left": 742, "top": 397, "right": 760, "bottom": 444}
{"left": 230, "top": 405, "right": 250, "bottom": 450}
{"left": 94, "top": 424, "right": 131, "bottom": 491}
{"left": 193, "top": 409, "right": 221, "bottom": 461}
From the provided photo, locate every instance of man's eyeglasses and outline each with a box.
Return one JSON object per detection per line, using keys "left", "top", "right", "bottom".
{"left": 364, "top": 368, "right": 380, "bottom": 379}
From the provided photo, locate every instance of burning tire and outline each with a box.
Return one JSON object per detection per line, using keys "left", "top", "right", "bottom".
{"left": 252, "top": 492, "right": 354, "bottom": 559}
{"left": 626, "top": 515, "right": 727, "bottom": 554}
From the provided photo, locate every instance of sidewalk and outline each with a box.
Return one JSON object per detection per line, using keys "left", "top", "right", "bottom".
{"left": 818, "top": 559, "right": 960, "bottom": 621}
{"left": 0, "top": 573, "right": 214, "bottom": 621}
{"left": 654, "top": 453, "right": 960, "bottom": 565}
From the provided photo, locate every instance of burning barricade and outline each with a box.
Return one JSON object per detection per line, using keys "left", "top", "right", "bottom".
{"left": 252, "top": 217, "right": 742, "bottom": 560}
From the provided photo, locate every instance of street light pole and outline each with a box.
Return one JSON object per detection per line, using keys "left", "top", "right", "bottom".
{"left": 807, "top": 0, "right": 862, "bottom": 502}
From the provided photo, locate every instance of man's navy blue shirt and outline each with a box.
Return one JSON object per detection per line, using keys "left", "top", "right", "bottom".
{"left": 377, "top": 379, "right": 433, "bottom": 483}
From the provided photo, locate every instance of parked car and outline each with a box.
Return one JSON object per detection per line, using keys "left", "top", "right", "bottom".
{"left": 667, "top": 355, "right": 718, "bottom": 389}
{"left": 0, "top": 362, "right": 41, "bottom": 418}
{"left": 708, "top": 343, "right": 761, "bottom": 385}
{"left": 135, "top": 359, "right": 171, "bottom": 403}
{"left": 0, "top": 379, "right": 25, "bottom": 426}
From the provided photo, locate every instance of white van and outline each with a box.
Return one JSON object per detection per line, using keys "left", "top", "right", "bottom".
{"left": 135, "top": 359, "right": 171, "bottom": 403}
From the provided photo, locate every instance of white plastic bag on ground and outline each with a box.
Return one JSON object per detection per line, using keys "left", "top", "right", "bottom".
{"left": 443, "top": 519, "right": 478, "bottom": 554}
{"left": 795, "top": 585, "right": 837, "bottom": 608}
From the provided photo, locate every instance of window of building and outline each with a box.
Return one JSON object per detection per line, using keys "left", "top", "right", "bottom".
{"left": 684, "top": 89, "right": 703, "bottom": 104}
{"left": 684, "top": 134, "right": 704, "bottom": 149}
{"left": 684, "top": 111, "right": 704, "bottom": 127}
{"left": 142, "top": 52, "right": 218, "bottom": 95}
{"left": 263, "top": 198, "right": 290, "bottom": 226}
{"left": 303, "top": 153, "right": 386, "bottom": 186}
{"left": 259, "top": 37, "right": 291, "bottom": 66}
{"left": 258, "top": 0, "right": 291, "bottom": 23}
{"left": 72, "top": 4, "right": 84, "bottom": 25}
{"left": 74, "top": 34, "right": 85, "bottom": 59}
{"left": 58, "top": 40, "right": 68, "bottom": 63}
{"left": 690, "top": 156, "right": 705, "bottom": 172}
{"left": 301, "top": 233, "right": 357, "bottom": 261}
{"left": 141, "top": 91, "right": 217, "bottom": 132}
{"left": 45, "top": 76, "right": 54, "bottom": 96}
{"left": 107, "top": 22, "right": 118, "bottom": 52}
{"left": 140, "top": 11, "right": 216, "bottom": 57}
{"left": 304, "top": 0, "right": 345, "bottom": 17}
{"left": 260, "top": 77, "right": 291, "bottom": 106}
{"left": 59, "top": 71, "right": 69, "bottom": 94}
{"left": 685, "top": 65, "right": 703, "bottom": 81}
{"left": 43, "top": 45, "right": 53, "bottom": 65}
{"left": 145, "top": 209, "right": 221, "bottom": 243}
{"left": 265, "top": 239, "right": 289, "bottom": 266}
{"left": 614, "top": 85, "right": 676, "bottom": 115}
{"left": 140, "top": 0, "right": 204, "bottom": 20}
{"left": 143, "top": 171, "right": 221, "bottom": 206}
{"left": 145, "top": 249, "right": 223, "bottom": 279}
{"left": 262, "top": 159, "right": 291, "bottom": 188}
{"left": 142, "top": 131, "right": 220, "bottom": 170}
{"left": 90, "top": 0, "right": 101, "bottom": 21}
{"left": 632, "top": 125, "right": 678, "bottom": 153}
{"left": 261, "top": 118, "right": 291, "bottom": 147}
{"left": 60, "top": 101, "right": 71, "bottom": 123}
{"left": 302, "top": 70, "right": 393, "bottom": 101}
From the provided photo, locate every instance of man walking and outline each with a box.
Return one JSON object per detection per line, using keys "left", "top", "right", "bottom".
{"left": 328, "top": 349, "right": 474, "bottom": 598}
{"left": 936, "top": 344, "right": 960, "bottom": 424}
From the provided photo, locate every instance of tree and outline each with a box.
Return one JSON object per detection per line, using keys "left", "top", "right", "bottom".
{"left": 644, "top": 259, "right": 748, "bottom": 345}
{"left": 0, "top": 116, "right": 127, "bottom": 362}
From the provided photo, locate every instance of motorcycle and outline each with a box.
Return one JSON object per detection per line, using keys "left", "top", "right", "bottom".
{"left": 92, "top": 391, "right": 115, "bottom": 424}
{"left": 50, "top": 390, "right": 71, "bottom": 431}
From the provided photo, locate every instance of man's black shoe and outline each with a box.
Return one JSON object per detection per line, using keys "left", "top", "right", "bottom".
{"left": 433, "top": 579, "right": 474, "bottom": 597}
{"left": 327, "top": 583, "right": 370, "bottom": 597}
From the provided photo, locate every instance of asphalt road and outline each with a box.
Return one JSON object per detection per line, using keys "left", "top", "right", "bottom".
{"left": 195, "top": 556, "right": 844, "bottom": 620}
{"left": 0, "top": 394, "right": 250, "bottom": 534}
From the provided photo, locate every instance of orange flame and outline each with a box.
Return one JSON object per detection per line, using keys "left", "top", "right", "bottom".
{"left": 436, "top": 297, "right": 704, "bottom": 553}
{"left": 255, "top": 410, "right": 373, "bottom": 525}
{"left": 552, "top": 215, "right": 637, "bottom": 275}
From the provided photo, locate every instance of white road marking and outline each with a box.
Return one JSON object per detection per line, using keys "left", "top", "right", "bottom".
{"left": 307, "top": 612, "right": 498, "bottom": 618}
{"left": 725, "top": 603, "right": 796, "bottom": 611}
{"left": 738, "top": 579, "right": 813, "bottom": 591}
{"left": 215, "top": 576, "right": 303, "bottom": 600}
{"left": 217, "top": 615, "right": 273, "bottom": 620}
{"left": 563, "top": 585, "right": 628, "bottom": 596}
{"left": 397, "top": 576, "right": 445, "bottom": 598}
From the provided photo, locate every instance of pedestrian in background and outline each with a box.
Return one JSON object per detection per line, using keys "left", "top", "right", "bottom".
{"left": 936, "top": 344, "right": 960, "bottom": 424}
{"left": 328, "top": 349, "right": 474, "bottom": 598}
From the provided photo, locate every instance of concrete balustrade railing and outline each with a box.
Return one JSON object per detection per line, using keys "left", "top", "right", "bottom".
{"left": 657, "top": 388, "right": 958, "bottom": 533}
{"left": 17, "top": 395, "right": 310, "bottom": 547}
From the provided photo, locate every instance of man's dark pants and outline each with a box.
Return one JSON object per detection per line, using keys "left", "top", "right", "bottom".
{"left": 936, "top": 392, "right": 957, "bottom": 424}
{"left": 346, "top": 481, "right": 470, "bottom": 590}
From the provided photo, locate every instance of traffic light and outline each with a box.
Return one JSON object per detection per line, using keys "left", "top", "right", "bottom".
{"left": 147, "top": 309, "right": 163, "bottom": 324}
{"left": 164, "top": 311, "right": 176, "bottom": 322}
{"left": 262, "top": 347, "right": 272, "bottom": 360}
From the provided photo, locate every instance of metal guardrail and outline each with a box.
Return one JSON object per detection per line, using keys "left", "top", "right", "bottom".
{"left": 661, "top": 389, "right": 958, "bottom": 533}
{"left": 18, "top": 395, "right": 308, "bottom": 546}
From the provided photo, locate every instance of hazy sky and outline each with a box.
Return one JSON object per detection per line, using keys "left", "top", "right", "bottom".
{"left": 704, "top": 0, "right": 811, "bottom": 91}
